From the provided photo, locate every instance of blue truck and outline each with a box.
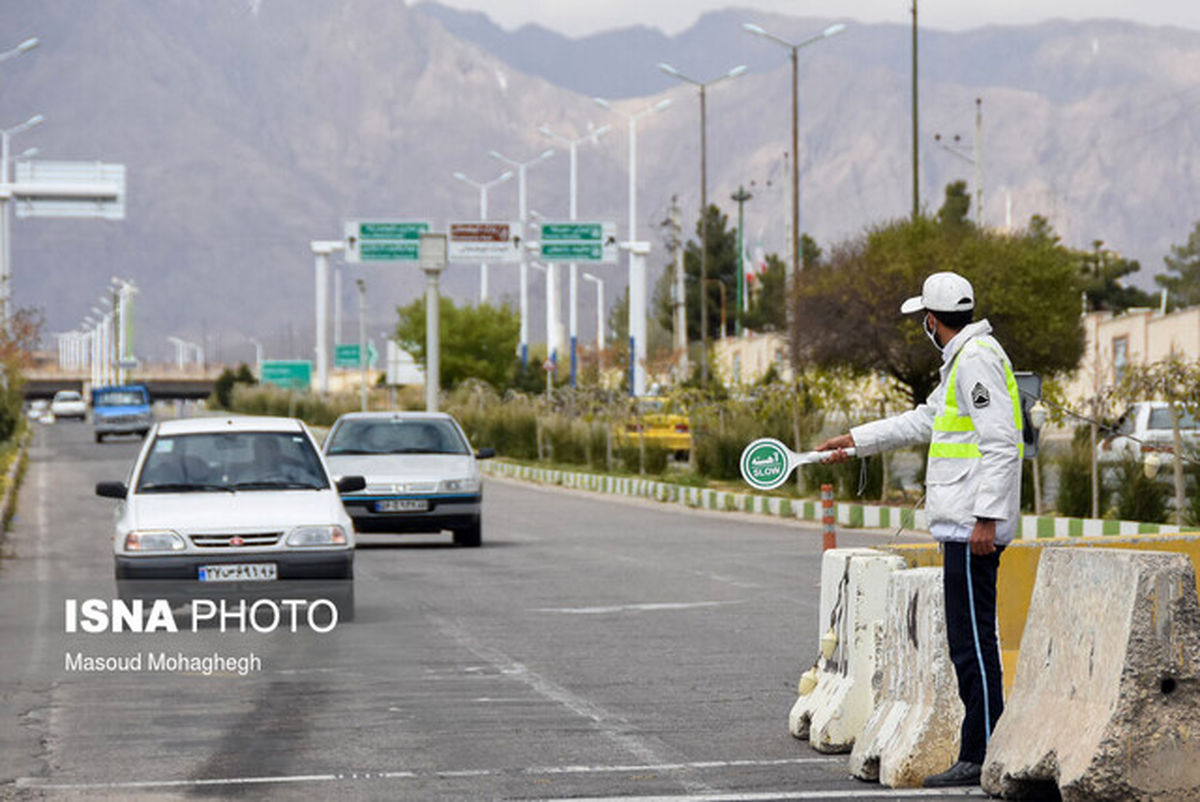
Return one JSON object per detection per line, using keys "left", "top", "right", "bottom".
{"left": 91, "top": 384, "right": 153, "bottom": 443}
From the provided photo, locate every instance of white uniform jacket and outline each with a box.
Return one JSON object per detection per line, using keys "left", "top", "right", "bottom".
{"left": 850, "top": 319, "right": 1023, "bottom": 545}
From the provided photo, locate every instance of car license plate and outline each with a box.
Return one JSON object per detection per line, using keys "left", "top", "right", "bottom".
{"left": 377, "top": 499, "right": 429, "bottom": 513}
{"left": 198, "top": 563, "right": 277, "bottom": 582}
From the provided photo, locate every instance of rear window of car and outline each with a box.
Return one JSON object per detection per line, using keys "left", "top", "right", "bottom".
{"left": 94, "top": 390, "right": 148, "bottom": 406}
{"left": 326, "top": 419, "right": 469, "bottom": 456}
{"left": 54, "top": 392, "right": 81, "bottom": 402}
{"left": 137, "top": 431, "right": 328, "bottom": 491}
{"left": 1147, "top": 407, "right": 1198, "bottom": 430}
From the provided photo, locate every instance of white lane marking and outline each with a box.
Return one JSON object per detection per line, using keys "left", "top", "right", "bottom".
{"left": 14, "top": 757, "right": 844, "bottom": 790}
{"left": 532, "top": 601, "right": 742, "bottom": 614}
{"left": 16, "top": 773, "right": 341, "bottom": 790}
{"left": 430, "top": 614, "right": 713, "bottom": 795}
{"left": 536, "top": 790, "right": 988, "bottom": 801}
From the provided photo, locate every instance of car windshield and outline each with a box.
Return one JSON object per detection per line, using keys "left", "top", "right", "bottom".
{"left": 54, "top": 392, "right": 81, "bottom": 402}
{"left": 326, "top": 419, "right": 469, "bottom": 456}
{"left": 94, "top": 390, "right": 146, "bottom": 406}
{"left": 1147, "top": 407, "right": 1198, "bottom": 430}
{"left": 137, "top": 431, "right": 328, "bottom": 492}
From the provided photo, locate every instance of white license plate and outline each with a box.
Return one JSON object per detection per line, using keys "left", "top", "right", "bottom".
{"left": 198, "top": 563, "right": 277, "bottom": 582}
{"left": 377, "top": 499, "right": 429, "bottom": 513}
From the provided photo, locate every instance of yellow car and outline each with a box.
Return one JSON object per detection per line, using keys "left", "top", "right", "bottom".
{"left": 620, "top": 397, "right": 691, "bottom": 455}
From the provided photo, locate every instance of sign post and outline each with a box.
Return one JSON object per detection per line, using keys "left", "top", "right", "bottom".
{"left": 738, "top": 437, "right": 857, "bottom": 492}
{"left": 419, "top": 232, "right": 447, "bottom": 413}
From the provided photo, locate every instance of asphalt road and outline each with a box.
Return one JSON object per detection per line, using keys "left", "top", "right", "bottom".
{"left": 0, "top": 421, "right": 981, "bottom": 801}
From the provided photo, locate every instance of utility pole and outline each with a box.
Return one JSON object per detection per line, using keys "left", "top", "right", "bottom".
{"left": 974, "top": 97, "right": 983, "bottom": 227}
{"left": 731, "top": 185, "right": 752, "bottom": 336}
{"left": 669, "top": 196, "right": 687, "bottom": 377}
{"left": 911, "top": 0, "right": 920, "bottom": 219}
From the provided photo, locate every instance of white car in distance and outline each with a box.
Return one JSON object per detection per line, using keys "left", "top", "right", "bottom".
{"left": 50, "top": 390, "right": 88, "bottom": 421}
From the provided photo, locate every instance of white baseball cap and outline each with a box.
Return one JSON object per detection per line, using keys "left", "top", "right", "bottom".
{"left": 900, "top": 271, "right": 975, "bottom": 314}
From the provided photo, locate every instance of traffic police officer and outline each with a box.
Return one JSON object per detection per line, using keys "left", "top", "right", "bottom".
{"left": 818, "top": 271, "right": 1022, "bottom": 788}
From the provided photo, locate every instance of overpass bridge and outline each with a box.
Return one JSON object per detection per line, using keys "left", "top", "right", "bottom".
{"left": 23, "top": 365, "right": 222, "bottom": 401}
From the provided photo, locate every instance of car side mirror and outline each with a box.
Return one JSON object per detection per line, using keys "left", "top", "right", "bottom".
{"left": 95, "top": 481, "right": 128, "bottom": 500}
{"left": 336, "top": 475, "right": 366, "bottom": 493}
{"left": 475, "top": 447, "right": 496, "bottom": 460}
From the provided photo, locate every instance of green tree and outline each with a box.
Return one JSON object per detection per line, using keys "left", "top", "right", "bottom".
{"left": 394, "top": 299, "right": 520, "bottom": 391}
{"left": 742, "top": 253, "right": 787, "bottom": 331}
{"left": 211, "top": 363, "right": 257, "bottom": 409}
{"left": 653, "top": 204, "right": 738, "bottom": 341}
{"left": 937, "top": 179, "right": 972, "bottom": 234}
{"left": 1157, "top": 220, "right": 1200, "bottom": 309}
{"left": 792, "top": 213, "right": 1086, "bottom": 405}
{"left": 1080, "top": 239, "right": 1155, "bottom": 312}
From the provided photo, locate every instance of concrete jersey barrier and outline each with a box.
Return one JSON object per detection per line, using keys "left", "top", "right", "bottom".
{"left": 849, "top": 567, "right": 963, "bottom": 788}
{"left": 982, "top": 548, "right": 1200, "bottom": 800}
{"left": 788, "top": 548, "right": 905, "bottom": 753}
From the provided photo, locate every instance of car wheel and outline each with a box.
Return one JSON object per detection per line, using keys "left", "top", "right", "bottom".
{"left": 453, "top": 520, "right": 482, "bottom": 548}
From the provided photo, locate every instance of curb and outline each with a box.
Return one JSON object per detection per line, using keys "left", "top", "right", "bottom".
{"left": 480, "top": 461, "right": 1199, "bottom": 539}
{"left": 1, "top": 427, "right": 32, "bottom": 534}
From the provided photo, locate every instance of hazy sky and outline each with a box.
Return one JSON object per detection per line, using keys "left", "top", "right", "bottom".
{"left": 413, "top": 1, "right": 1199, "bottom": 37}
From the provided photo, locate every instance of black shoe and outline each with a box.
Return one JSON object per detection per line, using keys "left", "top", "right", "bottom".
{"left": 922, "top": 760, "right": 982, "bottom": 787}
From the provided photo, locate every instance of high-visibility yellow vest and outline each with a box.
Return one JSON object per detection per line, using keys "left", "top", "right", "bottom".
{"left": 929, "top": 340, "right": 1023, "bottom": 461}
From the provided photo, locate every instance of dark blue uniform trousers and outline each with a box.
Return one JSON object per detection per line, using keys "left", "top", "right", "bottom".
{"left": 942, "top": 541, "right": 1005, "bottom": 765}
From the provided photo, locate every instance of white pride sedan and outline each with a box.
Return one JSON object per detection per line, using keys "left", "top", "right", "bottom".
{"left": 95, "top": 416, "right": 365, "bottom": 618}
{"left": 323, "top": 411, "right": 493, "bottom": 547}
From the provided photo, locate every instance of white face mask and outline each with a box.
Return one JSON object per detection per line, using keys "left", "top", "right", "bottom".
{"left": 924, "top": 313, "right": 944, "bottom": 352}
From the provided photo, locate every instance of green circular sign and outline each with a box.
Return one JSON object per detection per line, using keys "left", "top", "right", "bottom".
{"left": 740, "top": 438, "right": 792, "bottom": 491}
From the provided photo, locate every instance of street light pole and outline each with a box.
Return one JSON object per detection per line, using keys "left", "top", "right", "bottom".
{"left": 743, "top": 22, "right": 845, "bottom": 288}
{"left": 0, "top": 38, "right": 38, "bottom": 64}
{"left": 538, "top": 124, "right": 612, "bottom": 387}
{"left": 594, "top": 97, "right": 672, "bottom": 395}
{"left": 490, "top": 148, "right": 555, "bottom": 369}
{"left": 658, "top": 63, "right": 746, "bottom": 388}
{"left": 0, "top": 113, "right": 44, "bottom": 328}
{"left": 452, "top": 169, "right": 513, "bottom": 302}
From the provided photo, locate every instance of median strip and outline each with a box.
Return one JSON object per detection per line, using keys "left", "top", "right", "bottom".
{"left": 480, "top": 460, "right": 1198, "bottom": 540}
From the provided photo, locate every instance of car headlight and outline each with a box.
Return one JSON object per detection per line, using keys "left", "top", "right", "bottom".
{"left": 286, "top": 525, "right": 348, "bottom": 547}
{"left": 439, "top": 477, "right": 481, "bottom": 493}
{"left": 123, "top": 530, "right": 186, "bottom": 552}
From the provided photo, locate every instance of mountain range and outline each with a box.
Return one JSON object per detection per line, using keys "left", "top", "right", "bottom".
{"left": 3, "top": 0, "right": 1198, "bottom": 363}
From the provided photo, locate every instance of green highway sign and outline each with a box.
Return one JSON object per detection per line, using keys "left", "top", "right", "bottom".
{"left": 542, "top": 222, "right": 603, "bottom": 241}
{"left": 538, "top": 221, "right": 617, "bottom": 263}
{"left": 260, "top": 360, "right": 312, "bottom": 390}
{"left": 344, "top": 220, "right": 430, "bottom": 263}
{"left": 361, "top": 241, "right": 419, "bottom": 261}
{"left": 542, "top": 242, "right": 603, "bottom": 260}
{"left": 335, "top": 342, "right": 379, "bottom": 369}
{"left": 359, "top": 222, "right": 426, "bottom": 240}
{"left": 334, "top": 344, "right": 361, "bottom": 368}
